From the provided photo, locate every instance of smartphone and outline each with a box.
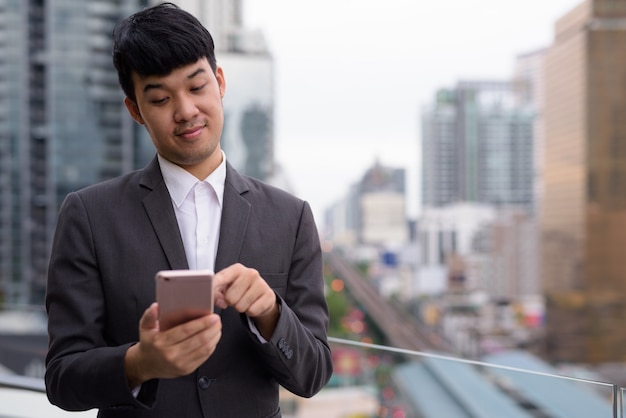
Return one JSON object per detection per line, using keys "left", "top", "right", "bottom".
{"left": 155, "top": 269, "right": 214, "bottom": 331}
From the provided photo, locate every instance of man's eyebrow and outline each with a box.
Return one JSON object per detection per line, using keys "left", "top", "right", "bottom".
{"left": 142, "top": 67, "right": 207, "bottom": 93}
{"left": 187, "top": 67, "right": 206, "bottom": 79}
{"left": 143, "top": 82, "right": 162, "bottom": 94}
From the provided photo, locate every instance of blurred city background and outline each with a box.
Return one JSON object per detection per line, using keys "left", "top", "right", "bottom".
{"left": 1, "top": 0, "right": 626, "bottom": 417}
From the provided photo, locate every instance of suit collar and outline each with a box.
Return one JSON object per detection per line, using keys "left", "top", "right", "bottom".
{"left": 139, "top": 156, "right": 164, "bottom": 191}
{"left": 138, "top": 156, "right": 253, "bottom": 273}
{"left": 224, "top": 160, "right": 250, "bottom": 195}
{"left": 140, "top": 156, "right": 189, "bottom": 270}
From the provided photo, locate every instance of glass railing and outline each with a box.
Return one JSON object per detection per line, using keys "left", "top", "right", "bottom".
{"left": 284, "top": 337, "right": 619, "bottom": 418}
{"left": 0, "top": 321, "right": 623, "bottom": 417}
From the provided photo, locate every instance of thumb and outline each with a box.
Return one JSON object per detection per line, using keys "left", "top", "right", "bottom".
{"left": 140, "top": 302, "right": 159, "bottom": 331}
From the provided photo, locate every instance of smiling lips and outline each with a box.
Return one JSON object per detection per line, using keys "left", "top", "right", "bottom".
{"left": 176, "top": 124, "right": 205, "bottom": 140}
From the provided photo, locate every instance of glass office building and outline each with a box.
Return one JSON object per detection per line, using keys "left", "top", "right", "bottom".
{"left": 542, "top": 0, "right": 626, "bottom": 363}
{"left": 0, "top": 0, "right": 152, "bottom": 306}
{"left": 421, "top": 81, "right": 534, "bottom": 212}
{"left": 0, "top": 0, "right": 28, "bottom": 306}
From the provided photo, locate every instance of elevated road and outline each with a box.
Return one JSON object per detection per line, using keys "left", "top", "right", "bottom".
{"left": 324, "top": 251, "right": 452, "bottom": 354}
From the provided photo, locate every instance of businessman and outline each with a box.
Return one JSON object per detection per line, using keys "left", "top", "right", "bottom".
{"left": 44, "top": 3, "right": 333, "bottom": 417}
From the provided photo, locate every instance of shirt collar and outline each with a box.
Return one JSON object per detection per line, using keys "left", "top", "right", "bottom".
{"left": 158, "top": 152, "right": 226, "bottom": 209}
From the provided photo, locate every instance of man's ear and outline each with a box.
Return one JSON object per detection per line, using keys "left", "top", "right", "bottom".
{"left": 124, "top": 97, "right": 145, "bottom": 125}
{"left": 216, "top": 66, "right": 226, "bottom": 98}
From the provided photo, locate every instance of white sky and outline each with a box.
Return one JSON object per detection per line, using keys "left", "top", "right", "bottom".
{"left": 243, "top": 0, "right": 584, "bottom": 223}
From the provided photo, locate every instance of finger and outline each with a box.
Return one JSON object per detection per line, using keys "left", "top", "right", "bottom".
{"left": 229, "top": 279, "right": 274, "bottom": 315}
{"left": 245, "top": 287, "right": 277, "bottom": 318}
{"left": 140, "top": 303, "right": 159, "bottom": 331}
{"left": 213, "top": 264, "right": 248, "bottom": 308}
{"left": 224, "top": 277, "right": 254, "bottom": 310}
{"left": 172, "top": 327, "right": 222, "bottom": 375}
{"left": 166, "top": 315, "right": 222, "bottom": 369}
{"left": 212, "top": 267, "right": 234, "bottom": 308}
{"left": 161, "top": 313, "right": 218, "bottom": 345}
{"left": 183, "top": 317, "right": 222, "bottom": 357}
{"left": 212, "top": 263, "right": 242, "bottom": 289}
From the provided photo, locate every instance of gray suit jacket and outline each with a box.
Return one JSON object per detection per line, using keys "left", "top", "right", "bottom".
{"left": 45, "top": 157, "right": 333, "bottom": 417}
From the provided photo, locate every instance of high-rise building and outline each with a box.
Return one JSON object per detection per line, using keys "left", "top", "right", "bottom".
{"left": 513, "top": 49, "right": 547, "bottom": 217}
{"left": 0, "top": 0, "right": 28, "bottom": 306}
{"left": 542, "top": 0, "right": 626, "bottom": 363}
{"left": 0, "top": 0, "right": 152, "bottom": 306}
{"left": 324, "top": 161, "right": 407, "bottom": 248}
{"left": 219, "top": 53, "right": 274, "bottom": 182}
{"left": 324, "top": 186, "right": 360, "bottom": 248}
{"left": 358, "top": 161, "right": 408, "bottom": 247}
{"left": 421, "top": 81, "right": 535, "bottom": 212}
{"left": 174, "top": 0, "right": 243, "bottom": 52}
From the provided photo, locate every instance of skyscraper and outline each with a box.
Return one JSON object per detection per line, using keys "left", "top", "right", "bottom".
{"left": 542, "top": 0, "right": 626, "bottom": 363}
{"left": 0, "top": 0, "right": 29, "bottom": 306}
{"left": 0, "top": 0, "right": 152, "bottom": 306}
{"left": 324, "top": 161, "right": 407, "bottom": 248}
{"left": 421, "top": 81, "right": 535, "bottom": 212}
{"left": 358, "top": 161, "right": 408, "bottom": 247}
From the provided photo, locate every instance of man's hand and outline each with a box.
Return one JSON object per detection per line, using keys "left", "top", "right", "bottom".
{"left": 213, "top": 263, "right": 280, "bottom": 340}
{"left": 124, "top": 303, "right": 222, "bottom": 389}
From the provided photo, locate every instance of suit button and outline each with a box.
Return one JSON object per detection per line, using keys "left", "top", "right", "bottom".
{"left": 198, "top": 376, "right": 211, "bottom": 390}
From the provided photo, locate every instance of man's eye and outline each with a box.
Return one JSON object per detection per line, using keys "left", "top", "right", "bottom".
{"left": 150, "top": 97, "right": 168, "bottom": 105}
{"left": 191, "top": 84, "right": 206, "bottom": 92}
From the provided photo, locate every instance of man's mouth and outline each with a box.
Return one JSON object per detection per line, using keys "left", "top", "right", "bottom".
{"left": 176, "top": 124, "right": 205, "bottom": 139}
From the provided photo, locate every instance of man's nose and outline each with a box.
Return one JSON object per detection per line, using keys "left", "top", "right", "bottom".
{"left": 174, "top": 95, "right": 199, "bottom": 122}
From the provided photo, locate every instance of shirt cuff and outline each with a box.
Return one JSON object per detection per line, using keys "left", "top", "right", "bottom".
{"left": 246, "top": 297, "right": 282, "bottom": 343}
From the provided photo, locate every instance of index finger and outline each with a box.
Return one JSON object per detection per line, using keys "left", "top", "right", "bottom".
{"left": 212, "top": 263, "right": 245, "bottom": 289}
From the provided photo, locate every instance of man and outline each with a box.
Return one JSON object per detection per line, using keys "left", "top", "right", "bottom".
{"left": 44, "top": 3, "right": 333, "bottom": 417}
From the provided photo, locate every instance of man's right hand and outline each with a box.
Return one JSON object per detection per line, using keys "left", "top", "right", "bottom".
{"left": 124, "top": 302, "right": 222, "bottom": 389}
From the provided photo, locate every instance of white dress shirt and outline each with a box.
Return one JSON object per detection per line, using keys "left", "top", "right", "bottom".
{"left": 157, "top": 153, "right": 270, "bottom": 344}
{"left": 158, "top": 153, "right": 224, "bottom": 272}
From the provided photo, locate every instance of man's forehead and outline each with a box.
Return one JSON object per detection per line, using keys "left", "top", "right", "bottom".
{"left": 135, "top": 58, "right": 211, "bottom": 83}
{"left": 133, "top": 60, "right": 211, "bottom": 92}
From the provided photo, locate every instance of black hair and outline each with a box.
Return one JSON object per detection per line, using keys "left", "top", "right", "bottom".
{"left": 112, "top": 2, "right": 217, "bottom": 102}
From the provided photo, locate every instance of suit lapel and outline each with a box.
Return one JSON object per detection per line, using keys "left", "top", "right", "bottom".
{"left": 140, "top": 157, "right": 189, "bottom": 270}
{"left": 215, "top": 163, "right": 251, "bottom": 271}
{"left": 138, "top": 158, "right": 250, "bottom": 272}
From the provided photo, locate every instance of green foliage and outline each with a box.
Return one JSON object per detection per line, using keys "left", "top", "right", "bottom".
{"left": 326, "top": 286, "right": 350, "bottom": 337}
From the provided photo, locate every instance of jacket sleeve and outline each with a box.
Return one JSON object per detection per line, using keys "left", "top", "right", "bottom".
{"left": 250, "top": 200, "right": 334, "bottom": 397}
{"left": 44, "top": 192, "right": 155, "bottom": 411}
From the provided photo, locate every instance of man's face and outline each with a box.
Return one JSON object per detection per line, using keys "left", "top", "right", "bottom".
{"left": 124, "top": 57, "right": 226, "bottom": 179}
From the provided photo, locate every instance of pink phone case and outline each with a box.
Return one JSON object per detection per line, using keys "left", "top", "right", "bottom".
{"left": 155, "top": 269, "right": 214, "bottom": 331}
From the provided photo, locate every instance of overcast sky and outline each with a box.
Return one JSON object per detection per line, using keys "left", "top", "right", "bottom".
{"left": 243, "top": 0, "right": 583, "bottom": 223}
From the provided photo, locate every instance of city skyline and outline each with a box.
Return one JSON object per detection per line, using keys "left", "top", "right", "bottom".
{"left": 3, "top": 2, "right": 626, "bottom": 414}
{"left": 243, "top": 0, "right": 583, "bottom": 222}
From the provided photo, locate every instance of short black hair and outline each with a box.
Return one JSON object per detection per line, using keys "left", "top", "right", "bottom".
{"left": 112, "top": 2, "right": 217, "bottom": 102}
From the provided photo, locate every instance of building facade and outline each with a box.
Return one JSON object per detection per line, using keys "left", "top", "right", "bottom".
{"left": 542, "top": 0, "right": 626, "bottom": 363}
{"left": 324, "top": 161, "right": 408, "bottom": 249}
{"left": 0, "top": 0, "right": 153, "bottom": 306}
{"left": 421, "top": 81, "right": 535, "bottom": 212}
{"left": 358, "top": 162, "right": 408, "bottom": 247}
